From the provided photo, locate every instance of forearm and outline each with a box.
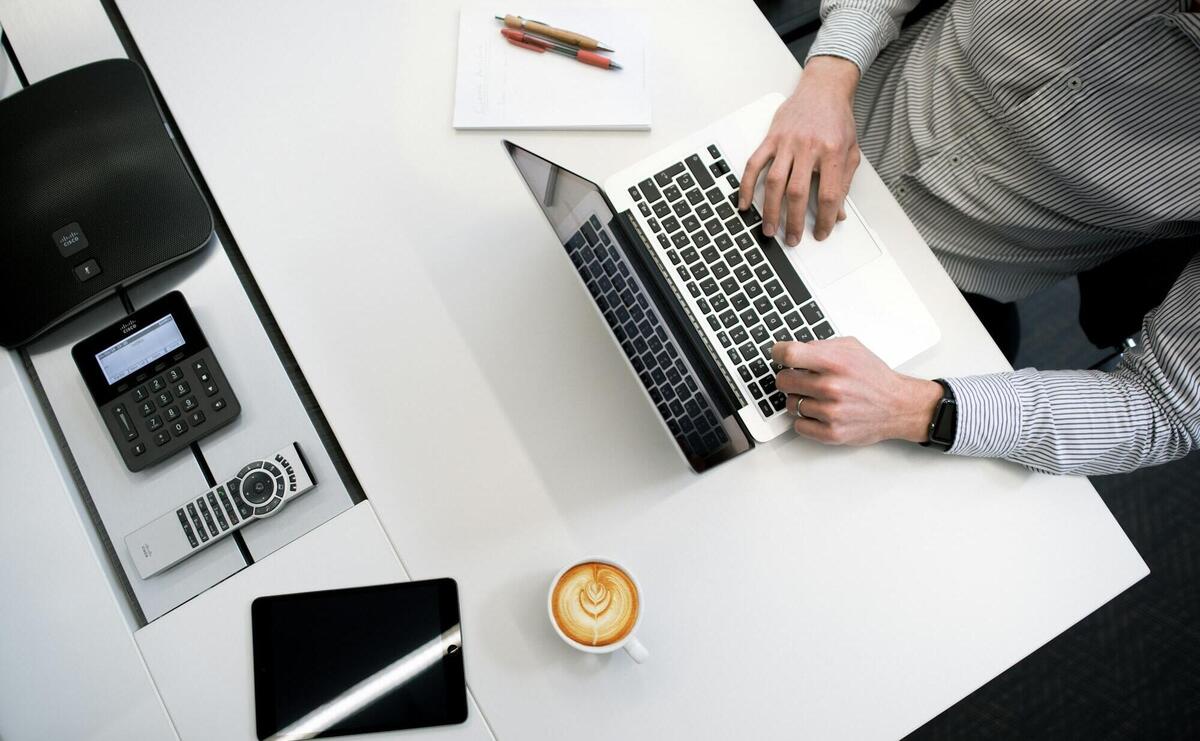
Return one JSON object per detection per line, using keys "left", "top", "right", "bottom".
{"left": 806, "top": 0, "right": 922, "bottom": 74}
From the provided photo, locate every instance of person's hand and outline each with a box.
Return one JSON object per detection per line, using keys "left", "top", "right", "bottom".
{"left": 772, "top": 338, "right": 943, "bottom": 445}
{"left": 739, "top": 56, "right": 862, "bottom": 246}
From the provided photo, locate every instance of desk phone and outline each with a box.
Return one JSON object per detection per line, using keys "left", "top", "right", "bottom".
{"left": 72, "top": 291, "right": 240, "bottom": 471}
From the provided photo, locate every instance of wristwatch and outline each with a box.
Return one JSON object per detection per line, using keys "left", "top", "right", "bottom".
{"left": 920, "top": 379, "right": 957, "bottom": 451}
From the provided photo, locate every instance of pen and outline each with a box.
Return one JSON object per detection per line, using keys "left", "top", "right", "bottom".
{"left": 501, "top": 28, "right": 622, "bottom": 70}
{"left": 496, "top": 14, "right": 614, "bottom": 52}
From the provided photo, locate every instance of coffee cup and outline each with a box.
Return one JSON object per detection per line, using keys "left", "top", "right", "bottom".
{"left": 547, "top": 557, "right": 648, "bottom": 663}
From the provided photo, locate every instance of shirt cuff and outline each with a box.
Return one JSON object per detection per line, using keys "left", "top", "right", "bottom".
{"left": 804, "top": 7, "right": 902, "bottom": 74}
{"left": 942, "top": 374, "right": 1024, "bottom": 458}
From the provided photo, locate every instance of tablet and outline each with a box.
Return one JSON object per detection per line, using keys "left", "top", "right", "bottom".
{"left": 251, "top": 579, "right": 467, "bottom": 739}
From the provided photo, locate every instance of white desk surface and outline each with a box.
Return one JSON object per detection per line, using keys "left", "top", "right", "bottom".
{"left": 4, "top": 0, "right": 1147, "bottom": 738}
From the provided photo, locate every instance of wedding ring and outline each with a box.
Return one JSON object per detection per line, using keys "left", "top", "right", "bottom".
{"left": 795, "top": 396, "right": 808, "bottom": 419}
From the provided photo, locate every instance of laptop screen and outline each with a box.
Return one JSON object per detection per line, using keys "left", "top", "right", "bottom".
{"left": 504, "top": 141, "right": 751, "bottom": 472}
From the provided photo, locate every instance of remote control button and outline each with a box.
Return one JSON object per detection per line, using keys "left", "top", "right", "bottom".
{"left": 203, "top": 380, "right": 219, "bottom": 397}
{"left": 216, "top": 486, "right": 240, "bottom": 525}
{"left": 170, "top": 419, "right": 188, "bottom": 437}
{"left": 197, "top": 499, "right": 218, "bottom": 537}
{"left": 177, "top": 509, "right": 198, "bottom": 548}
{"left": 154, "top": 430, "right": 171, "bottom": 447}
{"left": 173, "top": 381, "right": 190, "bottom": 397}
{"left": 166, "top": 367, "right": 184, "bottom": 383}
{"left": 165, "top": 406, "right": 181, "bottom": 421}
{"left": 132, "top": 386, "right": 149, "bottom": 402}
{"left": 189, "top": 410, "right": 206, "bottom": 426}
{"left": 207, "top": 492, "right": 229, "bottom": 531}
{"left": 238, "top": 461, "right": 263, "bottom": 477}
{"left": 186, "top": 503, "right": 207, "bottom": 542}
{"left": 263, "top": 462, "right": 282, "bottom": 478}
{"left": 240, "top": 470, "right": 275, "bottom": 505}
{"left": 132, "top": 442, "right": 147, "bottom": 457}
{"left": 138, "top": 400, "right": 155, "bottom": 417}
{"left": 213, "top": 398, "right": 227, "bottom": 412}
{"left": 181, "top": 396, "right": 198, "bottom": 412}
{"left": 149, "top": 376, "right": 167, "bottom": 393}
{"left": 155, "top": 390, "right": 173, "bottom": 407}
{"left": 147, "top": 415, "right": 163, "bottom": 432}
{"left": 227, "top": 480, "right": 254, "bottom": 519}
{"left": 255, "top": 498, "right": 282, "bottom": 516}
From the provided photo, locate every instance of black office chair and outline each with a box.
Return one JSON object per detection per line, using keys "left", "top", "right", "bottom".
{"left": 1077, "top": 236, "right": 1200, "bottom": 368}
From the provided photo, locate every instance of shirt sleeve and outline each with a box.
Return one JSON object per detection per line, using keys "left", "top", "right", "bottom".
{"left": 805, "top": 0, "right": 922, "bottom": 74}
{"left": 942, "top": 254, "right": 1200, "bottom": 476}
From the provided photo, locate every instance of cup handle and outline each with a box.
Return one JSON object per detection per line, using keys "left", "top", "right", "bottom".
{"left": 623, "top": 636, "right": 649, "bottom": 664}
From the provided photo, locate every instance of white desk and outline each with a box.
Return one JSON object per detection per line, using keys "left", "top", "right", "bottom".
{"left": 114, "top": 1, "right": 1149, "bottom": 739}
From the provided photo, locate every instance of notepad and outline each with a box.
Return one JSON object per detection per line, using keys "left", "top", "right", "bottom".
{"left": 453, "top": 4, "right": 650, "bottom": 130}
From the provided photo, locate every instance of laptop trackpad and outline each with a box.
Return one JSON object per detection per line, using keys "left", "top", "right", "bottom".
{"left": 779, "top": 191, "right": 881, "bottom": 288}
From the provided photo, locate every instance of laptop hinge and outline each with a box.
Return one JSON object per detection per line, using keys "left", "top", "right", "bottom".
{"left": 611, "top": 211, "right": 747, "bottom": 416}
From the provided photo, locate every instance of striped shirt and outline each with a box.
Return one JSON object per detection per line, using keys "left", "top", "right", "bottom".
{"left": 807, "top": 0, "right": 1200, "bottom": 474}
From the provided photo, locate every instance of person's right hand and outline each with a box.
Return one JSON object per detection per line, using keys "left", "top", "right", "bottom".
{"left": 739, "top": 56, "right": 862, "bottom": 246}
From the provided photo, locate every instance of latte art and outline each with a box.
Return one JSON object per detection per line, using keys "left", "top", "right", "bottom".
{"left": 551, "top": 562, "right": 639, "bottom": 647}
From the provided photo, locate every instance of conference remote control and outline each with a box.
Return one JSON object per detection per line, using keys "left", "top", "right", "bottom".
{"left": 125, "top": 442, "right": 317, "bottom": 579}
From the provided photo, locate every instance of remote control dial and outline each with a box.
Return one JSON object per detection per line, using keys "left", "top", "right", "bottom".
{"left": 240, "top": 470, "right": 277, "bottom": 505}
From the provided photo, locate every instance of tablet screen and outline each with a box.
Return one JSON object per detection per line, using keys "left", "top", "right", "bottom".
{"left": 251, "top": 579, "right": 467, "bottom": 740}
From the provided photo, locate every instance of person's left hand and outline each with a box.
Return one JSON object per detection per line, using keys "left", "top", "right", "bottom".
{"left": 772, "top": 338, "right": 944, "bottom": 445}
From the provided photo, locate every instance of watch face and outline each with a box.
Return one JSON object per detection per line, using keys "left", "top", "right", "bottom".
{"left": 931, "top": 399, "right": 957, "bottom": 446}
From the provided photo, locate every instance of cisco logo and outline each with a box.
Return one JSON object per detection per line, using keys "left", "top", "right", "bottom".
{"left": 51, "top": 221, "right": 90, "bottom": 258}
{"left": 120, "top": 319, "right": 138, "bottom": 335}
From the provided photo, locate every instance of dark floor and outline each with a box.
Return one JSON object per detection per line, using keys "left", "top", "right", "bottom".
{"left": 758, "top": 4, "right": 1200, "bottom": 735}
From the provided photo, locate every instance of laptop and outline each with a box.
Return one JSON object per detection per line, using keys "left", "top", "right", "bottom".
{"left": 504, "top": 93, "right": 939, "bottom": 472}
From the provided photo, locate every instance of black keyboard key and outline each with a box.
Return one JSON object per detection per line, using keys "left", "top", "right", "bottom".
{"left": 712, "top": 263, "right": 730, "bottom": 280}
{"left": 715, "top": 234, "right": 733, "bottom": 250}
{"left": 717, "top": 331, "right": 731, "bottom": 348}
{"left": 681, "top": 247, "right": 699, "bottom": 264}
{"left": 696, "top": 297, "right": 711, "bottom": 314}
{"left": 796, "top": 327, "right": 815, "bottom": 342}
{"left": 648, "top": 217, "right": 661, "bottom": 232}
{"left": 727, "top": 348, "right": 742, "bottom": 365}
{"left": 655, "top": 162, "right": 686, "bottom": 186}
{"left": 678, "top": 266, "right": 691, "bottom": 281}
{"left": 638, "top": 178, "right": 661, "bottom": 203}
{"left": 725, "top": 249, "right": 744, "bottom": 266}
{"left": 775, "top": 295, "right": 794, "bottom": 313}
{"left": 745, "top": 282, "right": 763, "bottom": 299}
{"left": 707, "top": 144, "right": 721, "bottom": 158}
{"left": 764, "top": 313, "right": 783, "bottom": 330}
{"left": 731, "top": 293, "right": 749, "bottom": 310}
{"left": 770, "top": 392, "right": 787, "bottom": 411}
{"left": 750, "top": 325, "right": 769, "bottom": 343}
{"left": 739, "top": 366, "right": 753, "bottom": 382}
{"left": 673, "top": 201, "right": 691, "bottom": 218}
{"left": 758, "top": 399, "right": 774, "bottom": 417}
{"left": 800, "top": 302, "right": 825, "bottom": 325}
{"left": 678, "top": 173, "right": 695, "bottom": 190}
{"left": 739, "top": 342, "right": 758, "bottom": 362}
{"left": 774, "top": 328, "right": 793, "bottom": 342}
{"left": 663, "top": 216, "right": 681, "bottom": 233}
{"left": 750, "top": 358, "right": 768, "bottom": 377}
{"left": 706, "top": 187, "right": 724, "bottom": 205}
{"left": 813, "top": 321, "right": 835, "bottom": 340}
{"left": 720, "top": 277, "right": 740, "bottom": 295}
{"left": 724, "top": 217, "right": 744, "bottom": 235}
{"left": 653, "top": 201, "right": 671, "bottom": 218}
{"left": 664, "top": 185, "right": 682, "bottom": 202}
{"left": 753, "top": 296, "right": 772, "bottom": 314}
{"left": 741, "top": 204, "right": 763, "bottom": 227}
{"left": 765, "top": 280, "right": 784, "bottom": 298}
{"left": 668, "top": 249, "right": 681, "bottom": 265}
{"left": 739, "top": 308, "right": 758, "bottom": 326}
{"left": 700, "top": 246, "right": 720, "bottom": 264}
{"left": 704, "top": 218, "right": 722, "bottom": 236}
{"left": 727, "top": 173, "right": 740, "bottom": 189}
{"left": 657, "top": 233, "right": 671, "bottom": 249}
{"left": 692, "top": 263, "right": 710, "bottom": 280}
{"left": 693, "top": 232, "right": 711, "bottom": 248}
{"left": 629, "top": 186, "right": 643, "bottom": 201}
{"left": 761, "top": 342, "right": 775, "bottom": 361}
{"left": 747, "top": 381, "right": 764, "bottom": 399}
{"left": 707, "top": 315, "right": 721, "bottom": 331}
{"left": 687, "top": 282, "right": 701, "bottom": 298}
{"left": 735, "top": 265, "right": 754, "bottom": 284}
{"left": 746, "top": 249, "right": 765, "bottom": 266}
{"left": 639, "top": 202, "right": 651, "bottom": 217}
{"left": 683, "top": 215, "right": 701, "bottom": 232}
{"left": 700, "top": 279, "right": 720, "bottom": 296}
{"left": 710, "top": 294, "right": 729, "bottom": 312}
{"left": 686, "top": 188, "right": 704, "bottom": 205}
{"left": 719, "top": 310, "right": 739, "bottom": 328}
{"left": 696, "top": 203, "right": 714, "bottom": 220}
{"left": 685, "top": 153, "right": 715, "bottom": 189}
{"left": 754, "top": 264, "right": 773, "bottom": 282}
{"left": 672, "top": 232, "right": 690, "bottom": 249}
{"left": 736, "top": 232, "right": 755, "bottom": 250}
{"left": 730, "top": 326, "right": 748, "bottom": 344}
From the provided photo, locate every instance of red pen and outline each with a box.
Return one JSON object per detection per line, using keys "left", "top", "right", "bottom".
{"left": 500, "top": 28, "right": 621, "bottom": 70}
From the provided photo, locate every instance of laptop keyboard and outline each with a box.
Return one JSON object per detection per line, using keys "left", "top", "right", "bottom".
{"left": 566, "top": 216, "right": 731, "bottom": 458}
{"left": 627, "top": 145, "right": 835, "bottom": 420}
